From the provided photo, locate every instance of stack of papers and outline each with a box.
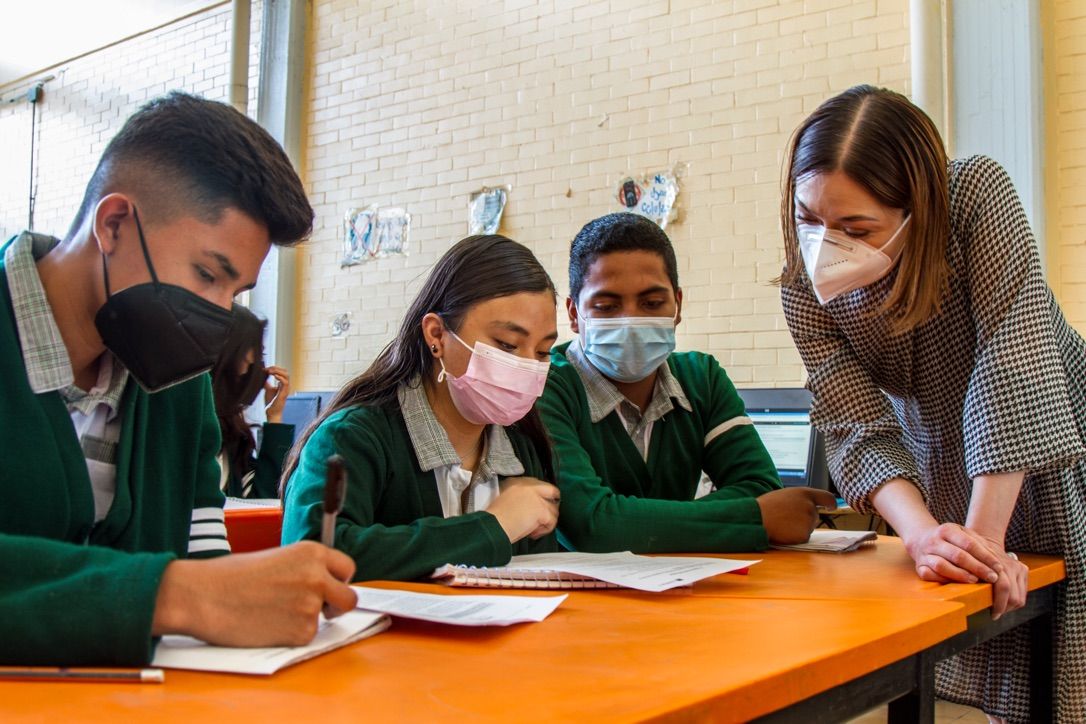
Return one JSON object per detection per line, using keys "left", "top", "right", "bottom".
{"left": 433, "top": 551, "right": 756, "bottom": 591}
{"left": 771, "top": 529, "right": 877, "bottom": 553}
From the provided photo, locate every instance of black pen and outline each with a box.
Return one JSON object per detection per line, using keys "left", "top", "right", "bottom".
{"left": 322, "top": 454, "right": 347, "bottom": 547}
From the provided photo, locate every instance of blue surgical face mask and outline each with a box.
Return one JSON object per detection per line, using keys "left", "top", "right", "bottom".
{"left": 578, "top": 312, "right": 677, "bottom": 383}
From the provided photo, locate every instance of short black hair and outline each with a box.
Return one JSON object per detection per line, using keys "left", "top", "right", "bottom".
{"left": 569, "top": 212, "right": 680, "bottom": 302}
{"left": 68, "top": 91, "right": 313, "bottom": 246}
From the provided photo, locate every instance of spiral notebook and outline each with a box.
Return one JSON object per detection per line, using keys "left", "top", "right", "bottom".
{"left": 432, "top": 551, "right": 756, "bottom": 592}
{"left": 433, "top": 565, "right": 620, "bottom": 589}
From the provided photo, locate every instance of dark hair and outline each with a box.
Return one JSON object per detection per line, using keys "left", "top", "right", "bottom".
{"left": 569, "top": 213, "right": 680, "bottom": 303}
{"left": 778, "top": 84, "right": 951, "bottom": 333}
{"left": 281, "top": 235, "right": 558, "bottom": 492}
{"left": 211, "top": 305, "right": 268, "bottom": 496}
{"left": 66, "top": 91, "right": 313, "bottom": 246}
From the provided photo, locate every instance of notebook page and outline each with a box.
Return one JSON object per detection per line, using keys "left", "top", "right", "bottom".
{"left": 354, "top": 586, "right": 567, "bottom": 626}
{"left": 151, "top": 609, "right": 389, "bottom": 675}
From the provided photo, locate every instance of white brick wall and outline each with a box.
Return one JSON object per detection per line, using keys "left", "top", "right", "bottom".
{"left": 1, "top": 1, "right": 1076, "bottom": 397}
{"left": 1048, "top": 0, "right": 1086, "bottom": 336}
{"left": 298, "top": 0, "right": 912, "bottom": 390}
{"left": 0, "top": 3, "right": 262, "bottom": 243}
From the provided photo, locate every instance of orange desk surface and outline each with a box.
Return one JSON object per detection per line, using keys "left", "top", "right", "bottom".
{"left": 677, "top": 536, "right": 1066, "bottom": 615}
{"left": 0, "top": 584, "right": 964, "bottom": 724}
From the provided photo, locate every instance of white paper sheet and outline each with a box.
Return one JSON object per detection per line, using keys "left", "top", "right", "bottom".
{"left": 151, "top": 609, "right": 390, "bottom": 675}
{"left": 354, "top": 586, "right": 567, "bottom": 626}
{"left": 223, "top": 497, "right": 281, "bottom": 510}
{"left": 440, "top": 552, "right": 758, "bottom": 593}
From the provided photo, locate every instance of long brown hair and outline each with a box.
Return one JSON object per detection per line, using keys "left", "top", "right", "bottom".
{"left": 778, "top": 84, "right": 951, "bottom": 333}
{"left": 280, "top": 235, "right": 558, "bottom": 493}
{"left": 211, "top": 304, "right": 268, "bottom": 496}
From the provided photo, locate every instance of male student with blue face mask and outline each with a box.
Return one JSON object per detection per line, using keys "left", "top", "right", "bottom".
{"left": 0, "top": 92, "right": 357, "bottom": 666}
{"left": 538, "top": 212, "right": 836, "bottom": 553}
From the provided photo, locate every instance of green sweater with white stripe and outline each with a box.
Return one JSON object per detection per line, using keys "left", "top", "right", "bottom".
{"left": 538, "top": 343, "right": 780, "bottom": 553}
{"left": 281, "top": 402, "right": 558, "bottom": 582}
{"left": 0, "top": 255, "right": 227, "bottom": 665}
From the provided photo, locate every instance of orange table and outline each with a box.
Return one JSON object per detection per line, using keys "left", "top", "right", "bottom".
{"left": 1, "top": 539, "right": 1062, "bottom": 722}
{"left": 678, "top": 536, "right": 1066, "bottom": 615}
{"left": 676, "top": 537, "right": 1065, "bottom": 721}
{"left": 0, "top": 585, "right": 965, "bottom": 723}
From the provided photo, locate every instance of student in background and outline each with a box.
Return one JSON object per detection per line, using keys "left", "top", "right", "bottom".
{"left": 0, "top": 92, "right": 357, "bottom": 666}
{"left": 211, "top": 304, "right": 294, "bottom": 499}
{"left": 778, "top": 84, "right": 1085, "bottom": 723}
{"left": 281, "top": 235, "right": 562, "bottom": 581}
{"left": 538, "top": 213, "right": 835, "bottom": 554}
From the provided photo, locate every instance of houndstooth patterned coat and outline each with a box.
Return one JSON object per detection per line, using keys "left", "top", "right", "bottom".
{"left": 781, "top": 155, "right": 1086, "bottom": 723}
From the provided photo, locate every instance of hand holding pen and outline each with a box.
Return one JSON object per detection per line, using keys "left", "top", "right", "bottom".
{"left": 322, "top": 454, "right": 347, "bottom": 548}
{"left": 319, "top": 454, "right": 353, "bottom": 618}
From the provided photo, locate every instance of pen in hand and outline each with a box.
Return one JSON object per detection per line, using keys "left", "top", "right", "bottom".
{"left": 321, "top": 454, "right": 347, "bottom": 548}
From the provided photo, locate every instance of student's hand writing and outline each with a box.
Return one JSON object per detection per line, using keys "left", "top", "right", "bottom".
{"left": 489, "top": 477, "right": 561, "bottom": 543}
{"left": 755, "top": 487, "right": 837, "bottom": 545}
{"left": 152, "top": 541, "right": 357, "bottom": 647}
{"left": 264, "top": 365, "right": 291, "bottom": 423}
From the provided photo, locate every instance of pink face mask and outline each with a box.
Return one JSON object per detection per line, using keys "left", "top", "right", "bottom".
{"left": 798, "top": 215, "right": 911, "bottom": 305}
{"left": 438, "top": 331, "right": 550, "bottom": 426}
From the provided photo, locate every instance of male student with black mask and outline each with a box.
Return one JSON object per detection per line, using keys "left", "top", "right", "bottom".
{"left": 0, "top": 92, "right": 357, "bottom": 665}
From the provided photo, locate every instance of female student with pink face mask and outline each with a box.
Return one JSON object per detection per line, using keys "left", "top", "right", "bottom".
{"left": 779, "top": 85, "right": 1086, "bottom": 723}
{"left": 281, "top": 235, "right": 562, "bottom": 580}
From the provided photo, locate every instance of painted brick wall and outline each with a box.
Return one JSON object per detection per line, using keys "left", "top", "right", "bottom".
{"left": 1048, "top": 0, "right": 1086, "bottom": 335}
{"left": 298, "top": 0, "right": 911, "bottom": 391}
{"left": 0, "top": 2, "right": 262, "bottom": 243}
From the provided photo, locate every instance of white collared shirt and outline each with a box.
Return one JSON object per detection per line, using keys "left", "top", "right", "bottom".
{"left": 433, "top": 463, "right": 501, "bottom": 517}
{"left": 397, "top": 380, "right": 525, "bottom": 518}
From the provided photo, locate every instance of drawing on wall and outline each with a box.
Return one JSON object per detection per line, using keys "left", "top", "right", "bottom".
{"left": 614, "top": 163, "right": 687, "bottom": 229}
{"left": 342, "top": 205, "right": 411, "bottom": 266}
{"left": 331, "top": 312, "right": 351, "bottom": 338}
{"left": 468, "top": 185, "right": 510, "bottom": 235}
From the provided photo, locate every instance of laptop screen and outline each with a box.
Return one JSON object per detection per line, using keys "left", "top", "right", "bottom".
{"left": 747, "top": 410, "right": 813, "bottom": 486}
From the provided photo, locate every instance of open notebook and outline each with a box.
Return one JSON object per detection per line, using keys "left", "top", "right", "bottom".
{"left": 432, "top": 551, "right": 755, "bottom": 592}
{"left": 151, "top": 609, "right": 390, "bottom": 675}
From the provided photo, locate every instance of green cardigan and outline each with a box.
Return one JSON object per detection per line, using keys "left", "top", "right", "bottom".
{"left": 281, "top": 402, "right": 558, "bottom": 581}
{"left": 222, "top": 421, "right": 295, "bottom": 498}
{"left": 538, "top": 343, "right": 780, "bottom": 553}
{"left": 0, "top": 260, "right": 226, "bottom": 666}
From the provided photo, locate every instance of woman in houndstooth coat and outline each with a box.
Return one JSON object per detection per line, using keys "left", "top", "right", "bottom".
{"left": 778, "top": 85, "right": 1085, "bottom": 723}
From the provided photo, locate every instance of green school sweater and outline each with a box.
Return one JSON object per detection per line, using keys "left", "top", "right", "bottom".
{"left": 538, "top": 343, "right": 780, "bottom": 553}
{"left": 281, "top": 402, "right": 559, "bottom": 581}
{"left": 222, "top": 421, "right": 295, "bottom": 498}
{"left": 0, "top": 260, "right": 226, "bottom": 666}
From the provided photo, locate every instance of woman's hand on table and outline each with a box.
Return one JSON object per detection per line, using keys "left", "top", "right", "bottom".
{"left": 970, "top": 532, "right": 1029, "bottom": 619}
{"left": 903, "top": 522, "right": 1004, "bottom": 585}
